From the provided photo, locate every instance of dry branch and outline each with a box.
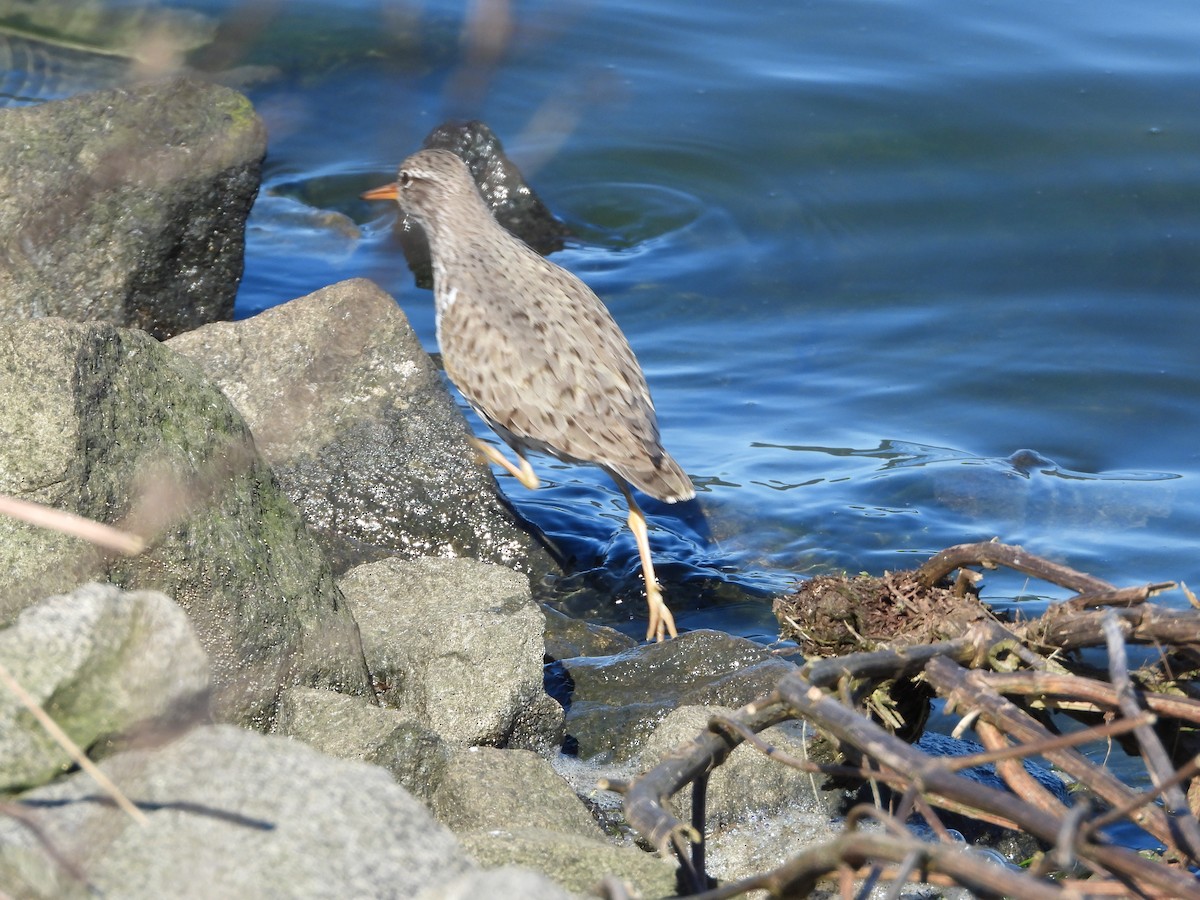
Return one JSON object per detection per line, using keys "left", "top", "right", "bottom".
{"left": 624, "top": 542, "right": 1200, "bottom": 898}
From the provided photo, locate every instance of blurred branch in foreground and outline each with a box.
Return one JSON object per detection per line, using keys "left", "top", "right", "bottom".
{"left": 0, "top": 494, "right": 145, "bottom": 556}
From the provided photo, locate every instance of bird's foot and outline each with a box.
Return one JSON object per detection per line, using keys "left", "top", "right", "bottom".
{"left": 645, "top": 580, "right": 678, "bottom": 643}
{"left": 468, "top": 437, "right": 540, "bottom": 490}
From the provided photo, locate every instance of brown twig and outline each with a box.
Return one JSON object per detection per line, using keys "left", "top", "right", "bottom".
{"left": 624, "top": 543, "right": 1200, "bottom": 897}
{"left": 1103, "top": 612, "right": 1200, "bottom": 864}
{"left": 925, "top": 655, "right": 1177, "bottom": 850}
{"left": 0, "top": 494, "right": 145, "bottom": 556}
{"left": 913, "top": 541, "right": 1114, "bottom": 594}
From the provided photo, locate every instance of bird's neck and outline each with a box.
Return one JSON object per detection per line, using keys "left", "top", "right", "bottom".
{"left": 418, "top": 186, "right": 496, "bottom": 251}
{"left": 420, "top": 187, "right": 515, "bottom": 332}
{"left": 430, "top": 257, "right": 460, "bottom": 324}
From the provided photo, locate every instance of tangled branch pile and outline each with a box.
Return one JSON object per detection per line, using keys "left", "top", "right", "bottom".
{"left": 618, "top": 542, "right": 1200, "bottom": 898}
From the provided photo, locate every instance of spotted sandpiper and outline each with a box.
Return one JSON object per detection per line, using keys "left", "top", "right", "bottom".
{"left": 364, "top": 149, "right": 693, "bottom": 641}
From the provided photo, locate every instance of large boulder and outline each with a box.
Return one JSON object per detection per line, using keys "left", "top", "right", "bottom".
{"left": 340, "top": 556, "right": 563, "bottom": 752}
{"left": 167, "top": 278, "right": 557, "bottom": 577}
{"left": 561, "top": 629, "right": 799, "bottom": 760}
{"left": 0, "top": 725, "right": 475, "bottom": 899}
{"left": 0, "top": 319, "right": 371, "bottom": 727}
{"left": 0, "top": 76, "right": 265, "bottom": 338}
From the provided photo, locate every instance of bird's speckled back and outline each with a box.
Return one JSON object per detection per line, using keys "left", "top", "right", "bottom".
{"left": 393, "top": 148, "right": 693, "bottom": 502}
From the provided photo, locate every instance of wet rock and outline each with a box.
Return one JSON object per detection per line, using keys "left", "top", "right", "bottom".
{"left": 423, "top": 120, "right": 571, "bottom": 253}
{"left": 167, "top": 278, "right": 557, "bottom": 578}
{"left": 396, "top": 120, "right": 571, "bottom": 288}
{"left": 275, "top": 686, "right": 449, "bottom": 803}
{"left": 0, "top": 319, "right": 371, "bottom": 727}
{"left": 432, "top": 746, "right": 603, "bottom": 838}
{"left": 0, "top": 583, "right": 209, "bottom": 792}
{"left": 339, "top": 556, "right": 564, "bottom": 752}
{"left": 561, "top": 629, "right": 798, "bottom": 761}
{"left": 542, "top": 604, "right": 638, "bottom": 661}
{"left": 0, "top": 76, "right": 265, "bottom": 338}
{"left": 0, "top": 725, "right": 475, "bottom": 899}
{"left": 931, "top": 448, "right": 1176, "bottom": 530}
{"left": 640, "top": 705, "right": 841, "bottom": 831}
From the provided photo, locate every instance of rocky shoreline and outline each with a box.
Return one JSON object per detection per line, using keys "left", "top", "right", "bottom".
{"left": 0, "top": 78, "right": 839, "bottom": 898}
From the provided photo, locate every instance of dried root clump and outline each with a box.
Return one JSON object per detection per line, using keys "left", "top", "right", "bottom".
{"left": 774, "top": 568, "right": 990, "bottom": 655}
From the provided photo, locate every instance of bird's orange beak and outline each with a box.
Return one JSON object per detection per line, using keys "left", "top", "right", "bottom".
{"left": 361, "top": 182, "right": 399, "bottom": 201}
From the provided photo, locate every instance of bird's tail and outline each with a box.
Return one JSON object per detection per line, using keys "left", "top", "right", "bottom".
{"left": 618, "top": 451, "right": 695, "bottom": 504}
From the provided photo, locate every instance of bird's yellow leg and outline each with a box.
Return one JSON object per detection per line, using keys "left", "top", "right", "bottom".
{"left": 618, "top": 482, "right": 678, "bottom": 642}
{"left": 469, "top": 437, "right": 540, "bottom": 490}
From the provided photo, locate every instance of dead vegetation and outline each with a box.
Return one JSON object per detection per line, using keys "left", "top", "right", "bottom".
{"left": 614, "top": 541, "right": 1200, "bottom": 898}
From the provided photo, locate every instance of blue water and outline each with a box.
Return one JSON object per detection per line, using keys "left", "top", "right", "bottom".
{"left": 195, "top": 0, "right": 1200, "bottom": 641}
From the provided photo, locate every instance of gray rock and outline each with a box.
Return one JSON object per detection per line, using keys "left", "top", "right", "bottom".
{"left": 0, "top": 583, "right": 209, "bottom": 791}
{"left": 432, "top": 747, "right": 603, "bottom": 839}
{"left": 416, "top": 866, "right": 574, "bottom": 900}
{"left": 703, "top": 810, "right": 846, "bottom": 891}
{"left": 0, "top": 319, "right": 371, "bottom": 727}
{"left": 276, "top": 686, "right": 448, "bottom": 802}
{"left": 0, "top": 76, "right": 265, "bottom": 338}
{"left": 561, "top": 630, "right": 798, "bottom": 761}
{"left": 167, "top": 278, "right": 557, "bottom": 578}
{"left": 640, "top": 705, "right": 840, "bottom": 831}
{"left": 458, "top": 827, "right": 676, "bottom": 899}
{"left": 340, "top": 556, "right": 564, "bottom": 752}
{"left": 543, "top": 604, "right": 637, "bottom": 661}
{"left": 0, "top": 725, "right": 475, "bottom": 899}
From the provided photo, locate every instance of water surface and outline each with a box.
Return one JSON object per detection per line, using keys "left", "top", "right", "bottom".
{"left": 192, "top": 0, "right": 1200, "bottom": 643}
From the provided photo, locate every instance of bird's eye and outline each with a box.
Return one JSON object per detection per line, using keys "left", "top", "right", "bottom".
{"left": 399, "top": 172, "right": 413, "bottom": 187}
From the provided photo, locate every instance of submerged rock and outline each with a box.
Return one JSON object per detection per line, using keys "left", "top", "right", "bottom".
{"left": 0, "top": 34, "right": 132, "bottom": 106}
{"left": 561, "top": 629, "right": 798, "bottom": 761}
{"left": 0, "top": 1, "right": 216, "bottom": 64}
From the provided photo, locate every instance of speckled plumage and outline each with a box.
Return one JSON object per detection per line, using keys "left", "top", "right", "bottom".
{"left": 367, "top": 148, "right": 693, "bottom": 640}
{"left": 396, "top": 148, "right": 693, "bottom": 504}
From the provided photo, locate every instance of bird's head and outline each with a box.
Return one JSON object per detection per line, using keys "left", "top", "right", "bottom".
{"left": 362, "top": 149, "right": 485, "bottom": 234}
